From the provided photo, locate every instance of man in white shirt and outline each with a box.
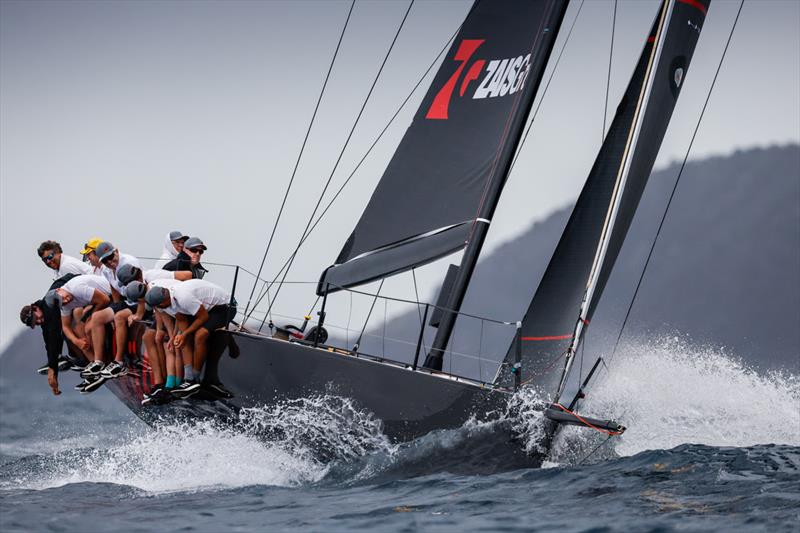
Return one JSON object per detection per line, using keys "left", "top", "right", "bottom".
{"left": 38, "top": 240, "right": 92, "bottom": 280}
{"left": 45, "top": 274, "right": 112, "bottom": 393}
{"left": 79, "top": 237, "right": 105, "bottom": 274}
{"left": 145, "top": 279, "right": 236, "bottom": 399}
{"left": 93, "top": 241, "right": 143, "bottom": 379}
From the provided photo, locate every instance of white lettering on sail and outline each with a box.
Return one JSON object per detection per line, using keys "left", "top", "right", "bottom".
{"left": 473, "top": 54, "right": 531, "bottom": 100}
{"left": 473, "top": 60, "right": 500, "bottom": 99}
{"left": 500, "top": 56, "right": 523, "bottom": 97}
{"left": 487, "top": 59, "right": 510, "bottom": 98}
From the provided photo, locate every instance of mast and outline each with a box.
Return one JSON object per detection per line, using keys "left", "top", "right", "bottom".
{"left": 423, "top": 1, "right": 569, "bottom": 370}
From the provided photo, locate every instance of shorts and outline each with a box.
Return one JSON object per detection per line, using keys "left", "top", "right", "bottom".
{"left": 203, "top": 304, "right": 236, "bottom": 332}
{"left": 110, "top": 301, "right": 137, "bottom": 314}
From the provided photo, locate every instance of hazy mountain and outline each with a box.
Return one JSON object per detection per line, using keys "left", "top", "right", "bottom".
{"left": 3, "top": 145, "right": 798, "bottom": 381}
{"left": 356, "top": 144, "right": 800, "bottom": 376}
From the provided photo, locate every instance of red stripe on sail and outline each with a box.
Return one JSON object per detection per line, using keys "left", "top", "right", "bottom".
{"left": 647, "top": 35, "right": 656, "bottom": 43}
{"left": 521, "top": 334, "right": 573, "bottom": 341}
{"left": 678, "top": 0, "right": 707, "bottom": 15}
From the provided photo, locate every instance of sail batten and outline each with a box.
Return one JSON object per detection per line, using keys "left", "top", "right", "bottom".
{"left": 319, "top": 0, "right": 568, "bottom": 295}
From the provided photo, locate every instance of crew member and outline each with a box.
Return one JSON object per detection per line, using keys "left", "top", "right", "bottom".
{"left": 145, "top": 279, "right": 236, "bottom": 399}
{"left": 94, "top": 241, "right": 142, "bottom": 378}
{"left": 38, "top": 240, "right": 92, "bottom": 279}
{"left": 45, "top": 274, "right": 112, "bottom": 393}
{"left": 155, "top": 231, "right": 189, "bottom": 268}
{"left": 163, "top": 237, "right": 208, "bottom": 279}
{"left": 79, "top": 237, "right": 105, "bottom": 274}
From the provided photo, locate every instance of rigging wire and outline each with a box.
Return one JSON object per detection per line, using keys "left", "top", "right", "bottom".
{"left": 608, "top": 0, "right": 746, "bottom": 365}
{"left": 411, "top": 268, "right": 426, "bottom": 353}
{"left": 353, "top": 279, "right": 385, "bottom": 351}
{"left": 256, "top": 0, "right": 416, "bottom": 332}
{"left": 602, "top": 0, "right": 617, "bottom": 142}
{"left": 243, "top": 0, "right": 356, "bottom": 322}
{"left": 246, "top": 0, "right": 459, "bottom": 323}
{"left": 508, "top": 0, "right": 585, "bottom": 174}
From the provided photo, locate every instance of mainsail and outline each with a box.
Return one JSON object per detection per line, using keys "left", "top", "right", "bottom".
{"left": 504, "top": 0, "right": 710, "bottom": 398}
{"left": 318, "top": 0, "right": 568, "bottom": 295}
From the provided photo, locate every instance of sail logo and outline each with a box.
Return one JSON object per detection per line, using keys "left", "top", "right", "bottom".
{"left": 426, "top": 39, "right": 532, "bottom": 120}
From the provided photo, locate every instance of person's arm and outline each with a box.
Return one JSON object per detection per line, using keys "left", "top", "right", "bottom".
{"left": 128, "top": 301, "right": 146, "bottom": 326}
{"left": 174, "top": 271, "right": 193, "bottom": 281}
{"left": 41, "top": 306, "right": 64, "bottom": 373}
{"left": 110, "top": 287, "right": 121, "bottom": 303}
{"left": 173, "top": 306, "right": 208, "bottom": 348}
{"left": 92, "top": 289, "right": 112, "bottom": 310}
{"left": 60, "top": 314, "right": 87, "bottom": 350}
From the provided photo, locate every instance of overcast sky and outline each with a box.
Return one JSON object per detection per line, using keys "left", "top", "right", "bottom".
{"left": 2, "top": 0, "right": 798, "bottom": 351}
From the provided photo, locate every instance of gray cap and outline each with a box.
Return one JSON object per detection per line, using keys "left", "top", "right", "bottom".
{"left": 184, "top": 237, "right": 207, "bottom": 251}
{"left": 125, "top": 281, "right": 147, "bottom": 302}
{"left": 44, "top": 289, "right": 63, "bottom": 308}
{"left": 96, "top": 241, "right": 116, "bottom": 261}
{"left": 169, "top": 231, "right": 189, "bottom": 241}
{"left": 117, "top": 263, "right": 141, "bottom": 286}
{"left": 145, "top": 286, "right": 169, "bottom": 307}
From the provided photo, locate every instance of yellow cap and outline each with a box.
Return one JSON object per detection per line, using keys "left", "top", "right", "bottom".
{"left": 80, "top": 237, "right": 104, "bottom": 256}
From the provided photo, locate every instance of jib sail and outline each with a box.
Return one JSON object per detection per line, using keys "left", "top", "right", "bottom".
{"left": 318, "top": 0, "right": 568, "bottom": 295}
{"left": 504, "top": 0, "right": 710, "bottom": 398}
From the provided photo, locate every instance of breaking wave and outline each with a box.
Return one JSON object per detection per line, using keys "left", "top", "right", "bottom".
{"left": 546, "top": 336, "right": 800, "bottom": 464}
{"left": 1, "top": 336, "right": 797, "bottom": 494}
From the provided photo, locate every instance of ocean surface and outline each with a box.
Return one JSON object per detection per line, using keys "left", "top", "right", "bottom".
{"left": 1, "top": 338, "right": 798, "bottom": 532}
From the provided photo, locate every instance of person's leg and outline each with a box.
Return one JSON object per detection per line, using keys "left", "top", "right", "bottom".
{"left": 89, "top": 308, "right": 115, "bottom": 362}
{"left": 113, "top": 308, "right": 133, "bottom": 363}
{"left": 142, "top": 328, "right": 162, "bottom": 385}
{"left": 175, "top": 314, "right": 193, "bottom": 383}
{"left": 72, "top": 308, "right": 93, "bottom": 359}
{"left": 193, "top": 327, "right": 209, "bottom": 379}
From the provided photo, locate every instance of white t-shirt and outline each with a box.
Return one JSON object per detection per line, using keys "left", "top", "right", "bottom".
{"left": 55, "top": 254, "right": 93, "bottom": 279}
{"left": 143, "top": 269, "right": 174, "bottom": 283}
{"left": 150, "top": 278, "right": 184, "bottom": 317}
{"left": 60, "top": 275, "right": 112, "bottom": 316}
{"left": 102, "top": 253, "right": 143, "bottom": 296}
{"left": 169, "top": 279, "right": 230, "bottom": 317}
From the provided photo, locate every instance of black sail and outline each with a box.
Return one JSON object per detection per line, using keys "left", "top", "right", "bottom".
{"left": 319, "top": 0, "right": 568, "bottom": 295}
{"left": 504, "top": 0, "right": 710, "bottom": 397}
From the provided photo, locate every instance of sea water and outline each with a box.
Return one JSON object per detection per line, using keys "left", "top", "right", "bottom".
{"left": 1, "top": 337, "right": 798, "bottom": 532}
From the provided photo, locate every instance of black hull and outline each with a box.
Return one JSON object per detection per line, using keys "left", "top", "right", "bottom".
{"left": 103, "top": 330, "right": 526, "bottom": 446}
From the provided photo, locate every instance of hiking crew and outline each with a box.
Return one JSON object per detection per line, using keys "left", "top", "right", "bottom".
{"left": 94, "top": 241, "right": 143, "bottom": 378}
{"left": 38, "top": 240, "right": 93, "bottom": 279}
{"left": 145, "top": 279, "right": 236, "bottom": 399}
{"left": 79, "top": 238, "right": 105, "bottom": 274}
{"left": 163, "top": 237, "right": 209, "bottom": 279}
{"left": 155, "top": 231, "right": 189, "bottom": 269}
{"left": 19, "top": 272, "right": 80, "bottom": 395}
{"left": 45, "top": 274, "right": 113, "bottom": 393}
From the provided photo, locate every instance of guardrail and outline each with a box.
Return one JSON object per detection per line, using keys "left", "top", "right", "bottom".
{"left": 134, "top": 257, "right": 521, "bottom": 387}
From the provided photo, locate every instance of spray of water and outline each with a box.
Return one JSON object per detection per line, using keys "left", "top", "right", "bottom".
{"left": 3, "top": 336, "right": 797, "bottom": 492}
{"left": 1, "top": 395, "right": 392, "bottom": 494}
{"left": 545, "top": 336, "right": 800, "bottom": 462}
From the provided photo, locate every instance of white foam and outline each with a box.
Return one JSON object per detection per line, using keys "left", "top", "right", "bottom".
{"left": 3, "top": 395, "right": 392, "bottom": 494}
{"left": 564, "top": 336, "right": 800, "bottom": 457}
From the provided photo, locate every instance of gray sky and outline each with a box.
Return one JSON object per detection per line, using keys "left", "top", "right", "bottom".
{"left": 2, "top": 0, "right": 798, "bottom": 351}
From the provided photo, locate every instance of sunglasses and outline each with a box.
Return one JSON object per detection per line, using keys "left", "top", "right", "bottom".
{"left": 188, "top": 248, "right": 204, "bottom": 255}
{"left": 41, "top": 252, "right": 56, "bottom": 263}
{"left": 101, "top": 253, "right": 116, "bottom": 265}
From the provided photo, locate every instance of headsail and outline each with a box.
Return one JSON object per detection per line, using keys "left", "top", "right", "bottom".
{"left": 318, "top": 0, "right": 568, "bottom": 295}
{"left": 504, "top": 0, "right": 710, "bottom": 397}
